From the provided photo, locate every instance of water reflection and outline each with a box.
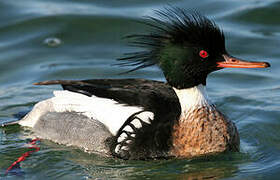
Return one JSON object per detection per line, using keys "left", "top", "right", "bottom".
{"left": 66, "top": 150, "right": 242, "bottom": 179}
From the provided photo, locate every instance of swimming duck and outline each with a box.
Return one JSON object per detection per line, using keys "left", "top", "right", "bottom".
{"left": 18, "top": 7, "right": 270, "bottom": 160}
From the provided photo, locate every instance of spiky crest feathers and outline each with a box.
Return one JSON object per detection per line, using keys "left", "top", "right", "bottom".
{"left": 118, "top": 7, "right": 226, "bottom": 88}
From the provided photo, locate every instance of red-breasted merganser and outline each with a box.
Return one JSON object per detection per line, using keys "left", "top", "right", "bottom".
{"left": 18, "top": 7, "right": 270, "bottom": 160}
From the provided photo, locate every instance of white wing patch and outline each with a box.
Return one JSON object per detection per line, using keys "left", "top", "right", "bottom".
{"left": 131, "top": 119, "right": 142, "bottom": 129}
{"left": 117, "top": 133, "right": 127, "bottom": 143}
{"left": 123, "top": 126, "right": 133, "bottom": 132}
{"left": 19, "top": 90, "right": 154, "bottom": 136}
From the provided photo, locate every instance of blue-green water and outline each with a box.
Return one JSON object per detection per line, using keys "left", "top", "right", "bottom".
{"left": 0, "top": 0, "right": 279, "bottom": 179}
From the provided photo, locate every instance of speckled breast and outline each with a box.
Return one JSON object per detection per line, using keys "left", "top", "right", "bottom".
{"left": 170, "top": 106, "right": 240, "bottom": 158}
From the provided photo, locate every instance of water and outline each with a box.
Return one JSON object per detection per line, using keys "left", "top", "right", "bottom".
{"left": 0, "top": 0, "right": 279, "bottom": 179}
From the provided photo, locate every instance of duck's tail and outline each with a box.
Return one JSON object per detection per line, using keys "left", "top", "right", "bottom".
{"left": 1, "top": 111, "right": 28, "bottom": 127}
{"left": 1, "top": 120, "right": 20, "bottom": 127}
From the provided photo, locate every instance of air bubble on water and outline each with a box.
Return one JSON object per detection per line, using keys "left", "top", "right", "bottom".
{"left": 43, "top": 37, "right": 62, "bottom": 47}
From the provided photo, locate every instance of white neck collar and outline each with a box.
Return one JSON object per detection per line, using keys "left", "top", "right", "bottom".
{"left": 173, "top": 84, "right": 213, "bottom": 114}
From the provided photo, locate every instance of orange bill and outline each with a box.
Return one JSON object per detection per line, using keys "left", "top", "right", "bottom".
{"left": 217, "top": 54, "right": 270, "bottom": 68}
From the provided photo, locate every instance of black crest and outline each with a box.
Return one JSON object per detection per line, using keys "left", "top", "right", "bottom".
{"left": 118, "top": 7, "right": 226, "bottom": 73}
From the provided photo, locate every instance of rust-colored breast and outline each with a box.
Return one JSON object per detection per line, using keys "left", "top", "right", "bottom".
{"left": 170, "top": 106, "right": 239, "bottom": 158}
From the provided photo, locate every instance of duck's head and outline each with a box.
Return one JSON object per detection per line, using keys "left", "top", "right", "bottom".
{"left": 119, "top": 7, "right": 270, "bottom": 89}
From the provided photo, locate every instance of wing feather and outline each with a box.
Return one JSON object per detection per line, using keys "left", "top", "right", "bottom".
{"left": 35, "top": 79, "right": 180, "bottom": 115}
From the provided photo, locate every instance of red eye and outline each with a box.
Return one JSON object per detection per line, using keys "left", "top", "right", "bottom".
{"left": 199, "top": 50, "right": 208, "bottom": 58}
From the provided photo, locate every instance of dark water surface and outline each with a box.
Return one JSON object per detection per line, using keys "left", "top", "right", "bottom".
{"left": 0, "top": 0, "right": 279, "bottom": 179}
